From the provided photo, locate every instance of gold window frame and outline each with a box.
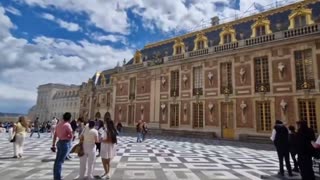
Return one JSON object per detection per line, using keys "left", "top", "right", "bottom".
{"left": 288, "top": 3, "right": 314, "bottom": 29}
{"left": 251, "top": 15, "right": 272, "bottom": 38}
{"left": 219, "top": 25, "right": 237, "bottom": 45}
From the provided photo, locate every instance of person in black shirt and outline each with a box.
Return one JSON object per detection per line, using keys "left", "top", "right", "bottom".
{"left": 296, "top": 120, "right": 316, "bottom": 180}
{"left": 116, "top": 121, "right": 123, "bottom": 134}
{"left": 288, "top": 125, "right": 299, "bottom": 172}
{"left": 270, "top": 120, "right": 292, "bottom": 177}
{"left": 70, "top": 119, "right": 78, "bottom": 141}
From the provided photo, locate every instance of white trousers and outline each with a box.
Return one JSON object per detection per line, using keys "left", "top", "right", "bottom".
{"left": 79, "top": 143, "right": 96, "bottom": 178}
{"left": 13, "top": 134, "right": 25, "bottom": 156}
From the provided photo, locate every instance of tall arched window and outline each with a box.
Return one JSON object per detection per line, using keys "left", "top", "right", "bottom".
{"left": 219, "top": 25, "right": 237, "bottom": 45}
{"left": 173, "top": 37, "right": 185, "bottom": 55}
{"left": 193, "top": 32, "right": 208, "bottom": 51}
{"left": 251, "top": 15, "right": 272, "bottom": 38}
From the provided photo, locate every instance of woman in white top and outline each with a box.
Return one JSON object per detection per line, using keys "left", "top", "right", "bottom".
{"left": 50, "top": 117, "right": 58, "bottom": 138}
{"left": 75, "top": 120, "right": 98, "bottom": 180}
{"left": 100, "top": 112, "right": 117, "bottom": 179}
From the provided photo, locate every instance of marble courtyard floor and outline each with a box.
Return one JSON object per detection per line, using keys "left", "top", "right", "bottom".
{"left": 0, "top": 133, "right": 317, "bottom": 180}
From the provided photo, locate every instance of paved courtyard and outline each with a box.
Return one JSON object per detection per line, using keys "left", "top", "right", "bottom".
{"left": 0, "top": 133, "right": 318, "bottom": 180}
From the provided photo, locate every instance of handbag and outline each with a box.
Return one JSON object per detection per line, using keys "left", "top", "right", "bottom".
{"left": 71, "top": 143, "right": 84, "bottom": 157}
{"left": 10, "top": 135, "right": 16, "bottom": 143}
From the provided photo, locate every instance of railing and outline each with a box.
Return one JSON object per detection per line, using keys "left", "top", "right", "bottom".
{"left": 214, "top": 42, "right": 239, "bottom": 53}
{"left": 245, "top": 34, "right": 275, "bottom": 46}
{"left": 125, "top": 63, "right": 144, "bottom": 70}
{"left": 189, "top": 48, "right": 209, "bottom": 57}
{"left": 168, "top": 54, "right": 184, "bottom": 61}
{"left": 284, "top": 24, "right": 319, "bottom": 38}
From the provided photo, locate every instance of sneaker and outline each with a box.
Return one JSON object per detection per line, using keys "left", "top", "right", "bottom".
{"left": 277, "top": 172, "right": 284, "bottom": 176}
{"left": 105, "top": 175, "right": 110, "bottom": 179}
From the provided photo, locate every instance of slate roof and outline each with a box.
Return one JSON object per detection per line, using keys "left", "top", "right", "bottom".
{"left": 126, "top": 1, "right": 320, "bottom": 65}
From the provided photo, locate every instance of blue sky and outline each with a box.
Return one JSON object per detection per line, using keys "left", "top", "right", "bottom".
{"left": 0, "top": 0, "right": 300, "bottom": 114}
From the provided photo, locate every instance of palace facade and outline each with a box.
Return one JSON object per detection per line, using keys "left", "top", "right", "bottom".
{"left": 78, "top": 0, "right": 320, "bottom": 139}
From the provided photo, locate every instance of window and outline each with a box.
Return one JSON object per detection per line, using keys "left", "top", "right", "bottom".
{"left": 193, "top": 102, "right": 204, "bottom": 128}
{"left": 256, "top": 101, "right": 272, "bottom": 132}
{"left": 298, "top": 99, "right": 317, "bottom": 133}
{"left": 294, "top": 15, "right": 307, "bottom": 28}
{"left": 176, "top": 46, "right": 182, "bottom": 55}
{"left": 220, "top": 62, "right": 232, "bottom": 94}
{"left": 223, "top": 34, "right": 232, "bottom": 44}
{"left": 197, "top": 41, "right": 204, "bottom": 49}
{"left": 295, "top": 49, "right": 315, "bottom": 90}
{"left": 193, "top": 66, "right": 203, "bottom": 95}
{"left": 255, "top": 25, "right": 266, "bottom": 37}
{"left": 254, "top": 56, "right": 270, "bottom": 92}
{"left": 106, "top": 92, "right": 111, "bottom": 106}
{"left": 170, "top": 71, "right": 179, "bottom": 97}
{"left": 129, "top": 77, "right": 136, "bottom": 99}
{"left": 170, "top": 104, "right": 179, "bottom": 127}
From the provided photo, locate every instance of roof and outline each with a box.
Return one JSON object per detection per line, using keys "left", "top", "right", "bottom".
{"left": 125, "top": 0, "right": 320, "bottom": 65}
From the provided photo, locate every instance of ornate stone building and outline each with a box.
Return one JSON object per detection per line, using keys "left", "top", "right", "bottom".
{"left": 81, "top": 0, "right": 320, "bottom": 139}
{"left": 28, "top": 83, "right": 80, "bottom": 121}
{"left": 79, "top": 69, "right": 116, "bottom": 121}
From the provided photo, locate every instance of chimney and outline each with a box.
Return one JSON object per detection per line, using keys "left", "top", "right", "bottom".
{"left": 211, "top": 16, "right": 220, "bottom": 26}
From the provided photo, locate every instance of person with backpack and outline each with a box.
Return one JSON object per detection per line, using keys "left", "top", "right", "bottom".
{"left": 296, "top": 120, "right": 316, "bottom": 180}
{"left": 142, "top": 122, "right": 148, "bottom": 141}
{"left": 100, "top": 112, "right": 117, "bottom": 179}
{"left": 270, "top": 120, "right": 293, "bottom": 177}
{"left": 288, "top": 125, "right": 299, "bottom": 172}
{"left": 136, "top": 120, "right": 143, "bottom": 143}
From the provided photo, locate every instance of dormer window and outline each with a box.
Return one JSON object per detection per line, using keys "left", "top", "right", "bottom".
{"left": 193, "top": 32, "right": 208, "bottom": 51}
{"left": 294, "top": 15, "right": 307, "bottom": 28}
{"left": 288, "top": 3, "right": 314, "bottom": 29}
{"left": 134, "top": 50, "right": 142, "bottom": 64}
{"left": 251, "top": 15, "right": 272, "bottom": 38}
{"left": 223, "top": 34, "right": 232, "bottom": 44}
{"left": 176, "top": 46, "right": 182, "bottom": 55}
{"left": 255, "top": 25, "right": 266, "bottom": 37}
{"left": 173, "top": 37, "right": 185, "bottom": 56}
{"left": 219, "top": 25, "right": 237, "bottom": 45}
{"left": 197, "top": 41, "right": 204, "bottom": 49}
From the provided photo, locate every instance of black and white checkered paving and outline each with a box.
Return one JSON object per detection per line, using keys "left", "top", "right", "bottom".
{"left": 0, "top": 133, "right": 318, "bottom": 180}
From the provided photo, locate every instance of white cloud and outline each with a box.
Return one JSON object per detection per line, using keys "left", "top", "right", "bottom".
{"left": 0, "top": 7, "right": 134, "bottom": 108}
{"left": 90, "top": 33, "right": 127, "bottom": 44}
{"left": 41, "top": 13, "right": 81, "bottom": 32}
{"left": 5, "top": 6, "right": 22, "bottom": 16}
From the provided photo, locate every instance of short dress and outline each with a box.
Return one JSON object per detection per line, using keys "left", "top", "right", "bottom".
{"left": 100, "top": 130, "right": 117, "bottom": 159}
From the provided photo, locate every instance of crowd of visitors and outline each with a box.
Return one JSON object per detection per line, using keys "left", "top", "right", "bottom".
{"left": 3, "top": 113, "right": 320, "bottom": 180}
{"left": 270, "top": 119, "right": 319, "bottom": 180}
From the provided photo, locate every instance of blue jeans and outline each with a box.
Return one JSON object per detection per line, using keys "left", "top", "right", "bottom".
{"left": 137, "top": 132, "right": 142, "bottom": 142}
{"left": 53, "top": 140, "right": 71, "bottom": 180}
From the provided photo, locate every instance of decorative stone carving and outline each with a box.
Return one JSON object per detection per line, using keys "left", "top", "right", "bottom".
{"left": 183, "top": 74, "right": 188, "bottom": 88}
{"left": 208, "top": 72, "right": 213, "bottom": 86}
{"left": 161, "top": 76, "right": 166, "bottom": 88}
{"left": 240, "top": 101, "right": 247, "bottom": 123}
{"left": 239, "top": 67, "right": 246, "bottom": 84}
{"left": 140, "top": 105, "right": 144, "bottom": 121}
{"left": 183, "top": 103, "right": 188, "bottom": 122}
{"left": 278, "top": 62, "right": 285, "bottom": 80}
{"left": 208, "top": 102, "right": 214, "bottom": 122}
{"left": 280, "top": 99, "right": 287, "bottom": 112}
{"left": 119, "top": 84, "right": 123, "bottom": 91}
{"left": 161, "top": 103, "right": 166, "bottom": 122}
{"left": 118, "top": 106, "right": 122, "bottom": 122}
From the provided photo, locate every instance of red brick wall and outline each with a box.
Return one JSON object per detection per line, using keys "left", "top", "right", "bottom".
{"left": 116, "top": 83, "right": 128, "bottom": 96}
{"left": 137, "top": 78, "right": 151, "bottom": 94}
{"left": 180, "top": 101, "right": 190, "bottom": 125}
{"left": 275, "top": 96, "right": 295, "bottom": 126}
{"left": 272, "top": 58, "right": 292, "bottom": 83}
{"left": 235, "top": 64, "right": 251, "bottom": 87}
{"left": 181, "top": 73, "right": 191, "bottom": 91}
{"left": 236, "top": 98, "right": 253, "bottom": 128}
{"left": 160, "top": 102, "right": 168, "bottom": 124}
{"left": 204, "top": 69, "right": 218, "bottom": 89}
{"left": 160, "top": 76, "right": 169, "bottom": 92}
{"left": 205, "top": 100, "right": 219, "bottom": 126}
{"left": 114, "top": 104, "right": 127, "bottom": 123}
{"left": 135, "top": 102, "right": 150, "bottom": 123}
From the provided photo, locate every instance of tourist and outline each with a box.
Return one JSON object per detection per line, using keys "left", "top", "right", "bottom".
{"left": 74, "top": 120, "right": 98, "bottom": 180}
{"left": 142, "top": 121, "right": 148, "bottom": 141}
{"left": 288, "top": 125, "right": 299, "bottom": 172}
{"left": 51, "top": 117, "right": 58, "bottom": 138}
{"left": 296, "top": 120, "right": 316, "bottom": 180}
{"left": 12, "top": 116, "right": 29, "bottom": 158}
{"left": 116, "top": 121, "right": 123, "bottom": 135}
{"left": 71, "top": 119, "right": 78, "bottom": 141}
{"left": 136, "top": 120, "right": 143, "bottom": 143}
{"left": 30, "top": 117, "right": 40, "bottom": 138}
{"left": 270, "top": 120, "right": 292, "bottom": 177}
{"left": 96, "top": 120, "right": 104, "bottom": 157}
{"left": 52, "top": 112, "right": 73, "bottom": 180}
{"left": 100, "top": 112, "right": 117, "bottom": 179}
